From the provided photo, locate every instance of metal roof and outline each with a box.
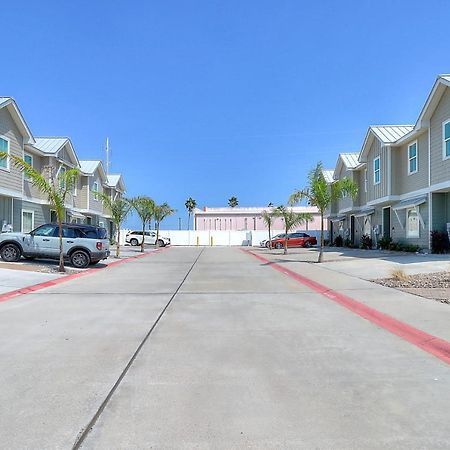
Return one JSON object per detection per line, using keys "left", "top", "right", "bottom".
{"left": 370, "top": 125, "right": 414, "bottom": 143}
{"left": 322, "top": 169, "right": 335, "bottom": 183}
{"left": 34, "top": 137, "right": 68, "bottom": 154}
{"left": 107, "top": 174, "right": 121, "bottom": 186}
{"left": 0, "top": 97, "right": 12, "bottom": 108}
{"left": 79, "top": 160, "right": 101, "bottom": 174}
{"left": 440, "top": 75, "right": 450, "bottom": 83}
{"left": 339, "top": 153, "right": 359, "bottom": 168}
{"left": 393, "top": 195, "right": 427, "bottom": 211}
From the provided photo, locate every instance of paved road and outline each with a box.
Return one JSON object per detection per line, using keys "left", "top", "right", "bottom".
{"left": 1, "top": 247, "right": 450, "bottom": 449}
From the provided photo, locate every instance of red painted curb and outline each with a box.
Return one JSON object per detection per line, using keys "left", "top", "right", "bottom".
{"left": 242, "top": 248, "right": 450, "bottom": 366}
{"left": 0, "top": 247, "right": 167, "bottom": 304}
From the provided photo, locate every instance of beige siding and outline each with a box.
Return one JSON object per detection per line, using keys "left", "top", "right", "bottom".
{"left": 392, "top": 131, "right": 429, "bottom": 195}
{"left": 430, "top": 87, "right": 450, "bottom": 185}
{"left": 355, "top": 168, "right": 367, "bottom": 207}
{"left": 75, "top": 176, "right": 89, "bottom": 209}
{"left": 89, "top": 171, "right": 104, "bottom": 214}
{"left": 366, "top": 139, "right": 389, "bottom": 202}
{"left": 23, "top": 153, "right": 47, "bottom": 200}
{"left": 0, "top": 107, "right": 24, "bottom": 195}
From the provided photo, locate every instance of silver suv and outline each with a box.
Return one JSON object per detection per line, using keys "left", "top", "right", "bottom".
{"left": 0, "top": 223, "right": 110, "bottom": 268}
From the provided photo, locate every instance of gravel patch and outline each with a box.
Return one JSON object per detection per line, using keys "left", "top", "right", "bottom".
{"left": 374, "top": 271, "right": 450, "bottom": 304}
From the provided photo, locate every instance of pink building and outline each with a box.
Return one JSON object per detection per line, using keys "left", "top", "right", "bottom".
{"left": 194, "top": 206, "right": 325, "bottom": 232}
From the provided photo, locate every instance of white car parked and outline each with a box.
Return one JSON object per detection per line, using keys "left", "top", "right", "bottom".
{"left": 125, "top": 230, "right": 170, "bottom": 247}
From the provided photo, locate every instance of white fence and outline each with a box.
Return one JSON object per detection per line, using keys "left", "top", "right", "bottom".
{"left": 120, "top": 229, "right": 325, "bottom": 247}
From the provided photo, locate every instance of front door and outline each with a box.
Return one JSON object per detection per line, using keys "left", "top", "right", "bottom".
{"left": 350, "top": 216, "right": 355, "bottom": 245}
{"left": 25, "top": 224, "right": 59, "bottom": 257}
{"left": 383, "top": 207, "right": 391, "bottom": 238}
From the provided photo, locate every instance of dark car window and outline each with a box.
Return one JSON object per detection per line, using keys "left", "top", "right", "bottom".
{"left": 78, "top": 227, "right": 107, "bottom": 239}
{"left": 33, "top": 225, "right": 56, "bottom": 237}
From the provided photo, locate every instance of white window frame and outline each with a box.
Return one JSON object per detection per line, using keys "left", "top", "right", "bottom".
{"left": 373, "top": 157, "right": 381, "bottom": 185}
{"left": 21, "top": 210, "right": 35, "bottom": 233}
{"left": 92, "top": 181, "right": 99, "bottom": 194}
{"left": 364, "top": 169, "right": 368, "bottom": 192}
{"left": 407, "top": 140, "right": 418, "bottom": 175}
{"left": 406, "top": 208, "right": 420, "bottom": 238}
{"left": 0, "top": 135, "right": 10, "bottom": 172}
{"left": 24, "top": 153, "right": 33, "bottom": 181}
{"left": 58, "top": 165, "right": 67, "bottom": 189}
{"left": 443, "top": 119, "right": 450, "bottom": 160}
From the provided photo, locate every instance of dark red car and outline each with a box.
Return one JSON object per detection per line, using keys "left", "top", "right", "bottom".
{"left": 271, "top": 232, "right": 317, "bottom": 249}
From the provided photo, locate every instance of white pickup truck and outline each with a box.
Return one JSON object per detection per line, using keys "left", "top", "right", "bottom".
{"left": 0, "top": 223, "right": 110, "bottom": 268}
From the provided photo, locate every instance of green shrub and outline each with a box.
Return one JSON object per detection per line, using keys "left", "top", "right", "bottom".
{"left": 344, "top": 238, "right": 352, "bottom": 247}
{"left": 430, "top": 230, "right": 450, "bottom": 254}
{"left": 378, "top": 236, "right": 392, "bottom": 250}
{"left": 360, "top": 234, "right": 372, "bottom": 250}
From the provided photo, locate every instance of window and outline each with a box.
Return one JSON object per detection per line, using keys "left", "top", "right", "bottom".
{"left": 0, "top": 136, "right": 10, "bottom": 170}
{"left": 86, "top": 216, "right": 92, "bottom": 225}
{"left": 408, "top": 141, "right": 418, "bottom": 175}
{"left": 23, "top": 153, "right": 33, "bottom": 180}
{"left": 373, "top": 157, "right": 380, "bottom": 185}
{"left": 443, "top": 119, "right": 450, "bottom": 159}
{"left": 22, "top": 211, "right": 34, "bottom": 233}
{"left": 406, "top": 208, "right": 419, "bottom": 238}
{"left": 59, "top": 166, "right": 66, "bottom": 189}
{"left": 33, "top": 224, "right": 56, "bottom": 236}
{"left": 364, "top": 215, "right": 371, "bottom": 236}
{"left": 50, "top": 210, "right": 57, "bottom": 223}
{"left": 364, "top": 169, "right": 367, "bottom": 192}
{"left": 93, "top": 181, "right": 99, "bottom": 193}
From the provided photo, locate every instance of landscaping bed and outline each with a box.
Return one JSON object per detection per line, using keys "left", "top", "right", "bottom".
{"left": 375, "top": 271, "right": 450, "bottom": 304}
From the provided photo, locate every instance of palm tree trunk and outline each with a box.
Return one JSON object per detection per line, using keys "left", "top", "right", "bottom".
{"left": 284, "top": 226, "right": 288, "bottom": 255}
{"left": 116, "top": 227, "right": 121, "bottom": 258}
{"left": 268, "top": 222, "right": 272, "bottom": 251}
{"left": 188, "top": 212, "right": 191, "bottom": 231}
{"left": 318, "top": 211, "right": 324, "bottom": 263}
{"left": 156, "top": 222, "right": 160, "bottom": 246}
{"left": 141, "top": 220, "right": 145, "bottom": 253}
{"left": 58, "top": 220, "right": 65, "bottom": 273}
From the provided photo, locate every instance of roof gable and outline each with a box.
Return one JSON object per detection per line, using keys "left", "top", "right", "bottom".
{"left": 33, "top": 137, "right": 79, "bottom": 167}
{"left": 107, "top": 174, "right": 126, "bottom": 192}
{"left": 0, "top": 97, "right": 35, "bottom": 144}
{"left": 80, "top": 160, "right": 107, "bottom": 182}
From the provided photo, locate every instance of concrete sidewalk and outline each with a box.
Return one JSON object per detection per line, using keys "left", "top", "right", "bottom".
{"left": 249, "top": 247, "right": 450, "bottom": 342}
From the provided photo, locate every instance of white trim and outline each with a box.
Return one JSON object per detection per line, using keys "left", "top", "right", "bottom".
{"left": 0, "top": 135, "right": 11, "bottom": 172}
{"left": 407, "top": 140, "right": 418, "bottom": 175}
{"left": 21, "top": 209, "right": 35, "bottom": 233}
{"left": 428, "top": 192, "right": 432, "bottom": 250}
{"left": 87, "top": 180, "right": 90, "bottom": 210}
{"left": 373, "top": 156, "right": 381, "bottom": 185}
{"left": 443, "top": 118, "right": 450, "bottom": 160}
{"left": 387, "top": 146, "right": 392, "bottom": 195}
{"left": 364, "top": 168, "right": 368, "bottom": 193}
{"left": 0, "top": 186, "right": 22, "bottom": 199}
{"left": 428, "top": 128, "right": 431, "bottom": 187}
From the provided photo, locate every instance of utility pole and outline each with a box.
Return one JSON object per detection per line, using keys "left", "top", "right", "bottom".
{"left": 178, "top": 217, "right": 182, "bottom": 230}
{"left": 105, "top": 137, "right": 110, "bottom": 176}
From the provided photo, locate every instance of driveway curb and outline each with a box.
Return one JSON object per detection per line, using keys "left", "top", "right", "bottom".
{"left": 242, "top": 248, "right": 450, "bottom": 366}
{"left": 0, "top": 247, "right": 167, "bottom": 304}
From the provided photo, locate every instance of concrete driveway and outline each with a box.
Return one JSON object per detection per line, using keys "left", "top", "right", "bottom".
{"left": 1, "top": 247, "right": 450, "bottom": 449}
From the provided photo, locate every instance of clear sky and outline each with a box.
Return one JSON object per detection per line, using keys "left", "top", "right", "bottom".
{"left": 1, "top": 0, "right": 449, "bottom": 228}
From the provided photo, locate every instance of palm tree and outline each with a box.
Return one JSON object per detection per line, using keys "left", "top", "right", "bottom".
{"left": 261, "top": 207, "right": 275, "bottom": 250}
{"left": 0, "top": 153, "right": 79, "bottom": 272}
{"left": 273, "top": 206, "right": 312, "bottom": 254}
{"left": 228, "top": 196, "right": 238, "bottom": 208}
{"left": 154, "top": 203, "right": 176, "bottom": 246}
{"left": 185, "top": 197, "right": 197, "bottom": 230}
{"left": 131, "top": 196, "right": 155, "bottom": 252}
{"left": 289, "top": 162, "right": 358, "bottom": 263}
{"left": 97, "top": 194, "right": 132, "bottom": 258}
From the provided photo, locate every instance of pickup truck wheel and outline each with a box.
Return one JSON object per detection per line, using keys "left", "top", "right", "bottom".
{"left": 130, "top": 238, "right": 139, "bottom": 246}
{"left": 0, "top": 243, "right": 22, "bottom": 262}
{"left": 70, "top": 250, "right": 90, "bottom": 269}
{"left": 156, "top": 239, "right": 165, "bottom": 247}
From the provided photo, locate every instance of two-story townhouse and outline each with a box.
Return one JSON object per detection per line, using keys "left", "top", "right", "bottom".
{"left": 0, "top": 97, "right": 35, "bottom": 232}
{"left": 77, "top": 160, "right": 109, "bottom": 227}
{"left": 18, "top": 137, "right": 83, "bottom": 231}
{"left": 330, "top": 75, "right": 450, "bottom": 251}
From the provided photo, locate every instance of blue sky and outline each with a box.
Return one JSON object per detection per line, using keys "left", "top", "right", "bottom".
{"left": 1, "top": 0, "right": 449, "bottom": 228}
